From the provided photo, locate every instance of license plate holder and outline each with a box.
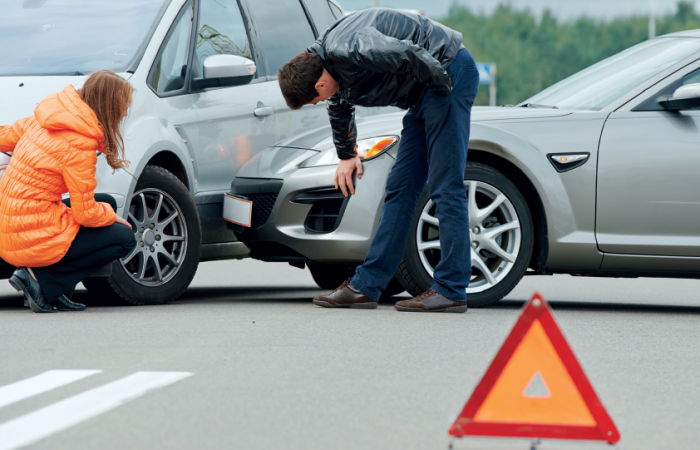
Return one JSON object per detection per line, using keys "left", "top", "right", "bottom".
{"left": 223, "top": 194, "right": 253, "bottom": 228}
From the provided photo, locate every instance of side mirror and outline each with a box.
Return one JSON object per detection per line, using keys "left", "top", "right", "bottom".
{"left": 658, "top": 84, "right": 700, "bottom": 111}
{"left": 191, "top": 55, "right": 256, "bottom": 91}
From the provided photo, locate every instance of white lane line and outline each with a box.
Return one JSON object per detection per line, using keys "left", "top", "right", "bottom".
{"left": 0, "top": 370, "right": 101, "bottom": 409}
{"left": 0, "top": 371, "right": 192, "bottom": 450}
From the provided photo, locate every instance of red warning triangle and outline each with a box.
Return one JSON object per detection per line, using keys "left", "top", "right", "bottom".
{"left": 449, "top": 292, "right": 620, "bottom": 444}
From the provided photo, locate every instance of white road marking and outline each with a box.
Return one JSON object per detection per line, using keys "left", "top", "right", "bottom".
{"left": 0, "top": 370, "right": 101, "bottom": 409}
{"left": 0, "top": 371, "right": 192, "bottom": 450}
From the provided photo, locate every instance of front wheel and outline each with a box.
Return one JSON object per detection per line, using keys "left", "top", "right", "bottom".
{"left": 396, "top": 163, "right": 534, "bottom": 307}
{"left": 83, "top": 165, "right": 202, "bottom": 305}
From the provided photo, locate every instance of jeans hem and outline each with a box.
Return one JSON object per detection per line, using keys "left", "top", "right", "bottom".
{"left": 349, "top": 276, "right": 381, "bottom": 302}
{"left": 430, "top": 282, "right": 467, "bottom": 303}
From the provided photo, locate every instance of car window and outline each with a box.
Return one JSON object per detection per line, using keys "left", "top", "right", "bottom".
{"left": 148, "top": 2, "right": 194, "bottom": 94}
{"left": 0, "top": 0, "right": 170, "bottom": 76}
{"left": 303, "top": 0, "right": 338, "bottom": 34}
{"left": 683, "top": 67, "right": 700, "bottom": 85}
{"left": 193, "top": 0, "right": 253, "bottom": 79}
{"left": 245, "top": 0, "right": 316, "bottom": 76}
{"left": 524, "top": 38, "right": 700, "bottom": 111}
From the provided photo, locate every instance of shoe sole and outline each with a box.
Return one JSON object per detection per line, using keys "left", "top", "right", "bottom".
{"left": 27, "top": 294, "right": 57, "bottom": 313}
{"left": 313, "top": 299, "right": 378, "bottom": 309}
{"left": 394, "top": 305, "right": 468, "bottom": 313}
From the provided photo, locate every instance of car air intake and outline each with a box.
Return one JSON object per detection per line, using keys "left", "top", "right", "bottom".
{"left": 291, "top": 188, "right": 350, "bottom": 234}
{"left": 229, "top": 177, "right": 284, "bottom": 229}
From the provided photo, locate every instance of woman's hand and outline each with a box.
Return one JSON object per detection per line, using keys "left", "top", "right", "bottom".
{"left": 335, "top": 156, "right": 363, "bottom": 197}
{"left": 114, "top": 215, "right": 132, "bottom": 229}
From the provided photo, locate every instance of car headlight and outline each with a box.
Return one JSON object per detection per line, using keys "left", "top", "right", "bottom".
{"left": 301, "top": 136, "right": 399, "bottom": 168}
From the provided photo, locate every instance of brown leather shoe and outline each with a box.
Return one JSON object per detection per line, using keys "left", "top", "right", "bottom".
{"left": 395, "top": 289, "right": 467, "bottom": 313}
{"left": 313, "top": 280, "right": 378, "bottom": 309}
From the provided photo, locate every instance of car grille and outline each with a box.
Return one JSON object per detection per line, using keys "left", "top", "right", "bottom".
{"left": 247, "top": 193, "right": 279, "bottom": 229}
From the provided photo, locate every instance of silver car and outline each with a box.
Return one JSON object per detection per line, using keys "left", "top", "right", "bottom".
{"left": 0, "top": 0, "right": 387, "bottom": 305}
{"left": 230, "top": 30, "right": 700, "bottom": 306}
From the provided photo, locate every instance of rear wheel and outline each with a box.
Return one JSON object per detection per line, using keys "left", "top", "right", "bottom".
{"left": 396, "top": 163, "right": 533, "bottom": 307}
{"left": 307, "top": 263, "right": 405, "bottom": 298}
{"left": 83, "top": 165, "right": 201, "bottom": 305}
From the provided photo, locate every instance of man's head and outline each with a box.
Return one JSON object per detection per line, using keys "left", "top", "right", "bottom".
{"left": 278, "top": 53, "right": 339, "bottom": 110}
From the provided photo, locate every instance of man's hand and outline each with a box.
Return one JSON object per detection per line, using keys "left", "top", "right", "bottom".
{"left": 335, "top": 156, "right": 363, "bottom": 197}
{"left": 114, "top": 215, "right": 133, "bottom": 229}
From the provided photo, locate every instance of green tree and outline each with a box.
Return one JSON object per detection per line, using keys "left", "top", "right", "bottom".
{"left": 439, "top": 1, "right": 700, "bottom": 106}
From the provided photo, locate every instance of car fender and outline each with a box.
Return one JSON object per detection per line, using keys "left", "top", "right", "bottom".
{"left": 468, "top": 122, "right": 602, "bottom": 270}
{"left": 120, "top": 115, "right": 196, "bottom": 194}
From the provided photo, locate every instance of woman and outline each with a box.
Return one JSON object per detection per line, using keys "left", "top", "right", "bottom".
{"left": 0, "top": 70, "right": 137, "bottom": 313}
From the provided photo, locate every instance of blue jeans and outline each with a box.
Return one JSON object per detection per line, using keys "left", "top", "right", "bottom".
{"left": 351, "top": 49, "right": 479, "bottom": 302}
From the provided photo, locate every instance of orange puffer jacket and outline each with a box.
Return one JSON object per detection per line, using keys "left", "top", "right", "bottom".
{"left": 0, "top": 85, "right": 116, "bottom": 267}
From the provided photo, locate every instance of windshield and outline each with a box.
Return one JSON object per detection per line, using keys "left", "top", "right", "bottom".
{"left": 523, "top": 37, "right": 700, "bottom": 111}
{"left": 0, "top": 0, "right": 171, "bottom": 76}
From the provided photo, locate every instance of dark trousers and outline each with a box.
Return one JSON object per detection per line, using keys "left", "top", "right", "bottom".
{"left": 32, "top": 194, "right": 136, "bottom": 302}
{"left": 351, "top": 49, "right": 479, "bottom": 302}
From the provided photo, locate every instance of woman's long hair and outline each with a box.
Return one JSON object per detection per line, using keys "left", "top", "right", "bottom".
{"left": 78, "top": 70, "right": 133, "bottom": 170}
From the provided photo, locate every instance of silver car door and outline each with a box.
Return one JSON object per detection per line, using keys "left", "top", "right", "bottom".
{"left": 242, "top": 0, "right": 330, "bottom": 142}
{"left": 596, "top": 64, "right": 700, "bottom": 257}
{"left": 189, "top": 0, "right": 278, "bottom": 195}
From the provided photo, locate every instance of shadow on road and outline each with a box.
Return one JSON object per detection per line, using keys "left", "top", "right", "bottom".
{"left": 490, "top": 299, "right": 700, "bottom": 315}
{"left": 2, "top": 286, "right": 699, "bottom": 314}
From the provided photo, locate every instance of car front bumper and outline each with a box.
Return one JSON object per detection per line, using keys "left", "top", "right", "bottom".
{"left": 227, "top": 146, "right": 395, "bottom": 263}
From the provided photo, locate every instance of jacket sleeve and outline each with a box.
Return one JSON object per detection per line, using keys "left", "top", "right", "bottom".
{"left": 0, "top": 117, "right": 32, "bottom": 153}
{"left": 338, "top": 27, "right": 453, "bottom": 96}
{"left": 327, "top": 92, "right": 358, "bottom": 160}
{"left": 62, "top": 151, "right": 117, "bottom": 227}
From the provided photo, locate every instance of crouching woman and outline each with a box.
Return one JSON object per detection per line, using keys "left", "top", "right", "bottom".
{"left": 0, "top": 70, "right": 136, "bottom": 313}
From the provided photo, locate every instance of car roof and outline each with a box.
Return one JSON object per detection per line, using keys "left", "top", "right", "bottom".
{"left": 660, "top": 29, "right": 700, "bottom": 38}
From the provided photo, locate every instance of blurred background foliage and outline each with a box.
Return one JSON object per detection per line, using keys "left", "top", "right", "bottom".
{"left": 438, "top": 1, "right": 700, "bottom": 105}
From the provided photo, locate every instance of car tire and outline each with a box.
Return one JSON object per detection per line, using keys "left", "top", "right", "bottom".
{"left": 308, "top": 263, "right": 354, "bottom": 290}
{"left": 396, "top": 162, "right": 534, "bottom": 307}
{"left": 83, "top": 165, "right": 202, "bottom": 305}
{"left": 307, "top": 263, "right": 405, "bottom": 298}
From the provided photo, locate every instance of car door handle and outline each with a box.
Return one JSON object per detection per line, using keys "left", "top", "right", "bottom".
{"left": 254, "top": 106, "right": 274, "bottom": 117}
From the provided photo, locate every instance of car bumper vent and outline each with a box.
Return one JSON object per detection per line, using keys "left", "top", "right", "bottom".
{"left": 246, "top": 193, "right": 279, "bottom": 228}
{"left": 291, "top": 188, "right": 350, "bottom": 234}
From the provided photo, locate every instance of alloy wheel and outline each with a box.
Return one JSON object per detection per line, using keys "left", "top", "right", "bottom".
{"left": 122, "top": 188, "right": 188, "bottom": 286}
{"left": 416, "top": 180, "right": 521, "bottom": 294}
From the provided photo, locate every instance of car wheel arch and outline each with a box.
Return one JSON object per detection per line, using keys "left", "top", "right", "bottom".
{"left": 468, "top": 149, "right": 549, "bottom": 272}
{"left": 146, "top": 151, "right": 189, "bottom": 191}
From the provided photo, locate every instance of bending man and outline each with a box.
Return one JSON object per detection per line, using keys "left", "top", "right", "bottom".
{"left": 278, "top": 8, "right": 479, "bottom": 313}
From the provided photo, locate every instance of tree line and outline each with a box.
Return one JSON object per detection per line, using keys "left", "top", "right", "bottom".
{"left": 438, "top": 1, "right": 700, "bottom": 106}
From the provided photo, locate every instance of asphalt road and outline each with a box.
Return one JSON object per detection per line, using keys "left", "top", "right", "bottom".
{"left": 1, "top": 260, "right": 699, "bottom": 450}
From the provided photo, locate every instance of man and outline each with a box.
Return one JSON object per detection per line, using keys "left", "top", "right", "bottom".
{"left": 278, "top": 8, "right": 479, "bottom": 313}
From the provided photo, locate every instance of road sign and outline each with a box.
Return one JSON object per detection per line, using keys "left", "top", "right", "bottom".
{"left": 449, "top": 292, "right": 620, "bottom": 444}
{"left": 476, "top": 63, "right": 493, "bottom": 84}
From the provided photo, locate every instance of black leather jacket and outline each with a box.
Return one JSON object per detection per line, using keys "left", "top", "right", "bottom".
{"left": 307, "top": 8, "right": 464, "bottom": 159}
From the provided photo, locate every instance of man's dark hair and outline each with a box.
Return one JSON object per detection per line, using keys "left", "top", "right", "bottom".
{"left": 278, "top": 52, "right": 325, "bottom": 110}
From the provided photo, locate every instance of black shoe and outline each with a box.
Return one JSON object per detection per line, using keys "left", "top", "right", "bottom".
{"left": 53, "top": 295, "right": 86, "bottom": 311}
{"left": 9, "top": 269, "right": 30, "bottom": 308}
{"left": 10, "top": 268, "right": 56, "bottom": 313}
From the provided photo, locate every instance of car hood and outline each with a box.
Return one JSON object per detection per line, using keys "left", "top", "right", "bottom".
{"left": 0, "top": 74, "right": 130, "bottom": 125}
{"left": 273, "top": 107, "right": 570, "bottom": 150}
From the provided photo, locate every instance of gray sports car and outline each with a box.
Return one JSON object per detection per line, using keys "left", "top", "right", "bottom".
{"left": 227, "top": 30, "right": 700, "bottom": 306}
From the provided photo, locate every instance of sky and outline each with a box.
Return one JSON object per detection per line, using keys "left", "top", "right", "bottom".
{"left": 339, "top": 0, "right": 699, "bottom": 20}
